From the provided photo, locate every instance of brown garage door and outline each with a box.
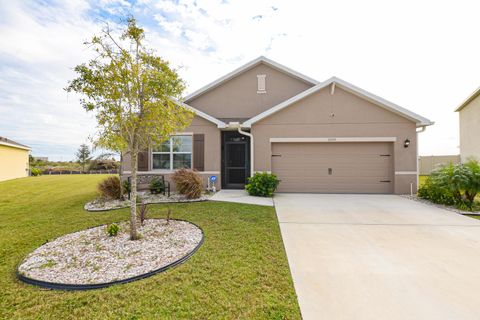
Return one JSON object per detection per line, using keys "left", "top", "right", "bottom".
{"left": 271, "top": 142, "right": 393, "bottom": 193}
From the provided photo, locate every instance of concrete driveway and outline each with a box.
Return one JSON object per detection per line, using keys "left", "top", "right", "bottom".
{"left": 274, "top": 194, "right": 480, "bottom": 320}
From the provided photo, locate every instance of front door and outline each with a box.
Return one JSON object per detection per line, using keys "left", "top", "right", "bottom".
{"left": 222, "top": 131, "right": 250, "bottom": 189}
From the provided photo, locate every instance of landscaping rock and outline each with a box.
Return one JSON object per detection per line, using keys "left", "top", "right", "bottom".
{"left": 84, "top": 191, "right": 211, "bottom": 211}
{"left": 18, "top": 219, "right": 202, "bottom": 285}
{"left": 401, "top": 195, "right": 480, "bottom": 215}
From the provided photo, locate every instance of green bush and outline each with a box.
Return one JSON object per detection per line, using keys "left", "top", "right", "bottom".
{"left": 30, "top": 168, "right": 42, "bottom": 176}
{"left": 122, "top": 179, "right": 131, "bottom": 195}
{"left": 149, "top": 178, "right": 165, "bottom": 194}
{"left": 418, "top": 159, "right": 480, "bottom": 211}
{"left": 172, "top": 169, "right": 203, "bottom": 199}
{"left": 417, "top": 176, "right": 455, "bottom": 206}
{"left": 245, "top": 172, "right": 280, "bottom": 197}
{"left": 97, "top": 176, "right": 122, "bottom": 200}
{"left": 106, "top": 223, "right": 119, "bottom": 237}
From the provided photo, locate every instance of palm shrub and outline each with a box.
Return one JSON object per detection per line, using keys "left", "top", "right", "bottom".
{"left": 172, "top": 169, "right": 202, "bottom": 199}
{"left": 98, "top": 176, "right": 122, "bottom": 200}
{"left": 245, "top": 172, "right": 280, "bottom": 197}
{"left": 463, "top": 159, "right": 480, "bottom": 203}
{"left": 418, "top": 159, "right": 480, "bottom": 210}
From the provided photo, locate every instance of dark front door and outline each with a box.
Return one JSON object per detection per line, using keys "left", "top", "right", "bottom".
{"left": 222, "top": 131, "right": 250, "bottom": 189}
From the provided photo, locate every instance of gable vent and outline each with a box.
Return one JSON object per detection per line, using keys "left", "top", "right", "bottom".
{"left": 257, "top": 74, "right": 266, "bottom": 93}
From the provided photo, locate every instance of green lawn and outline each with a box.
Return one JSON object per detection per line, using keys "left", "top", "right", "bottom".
{"left": 0, "top": 175, "right": 301, "bottom": 319}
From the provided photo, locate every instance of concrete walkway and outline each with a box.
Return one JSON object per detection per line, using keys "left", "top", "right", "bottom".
{"left": 210, "top": 189, "right": 274, "bottom": 206}
{"left": 275, "top": 193, "right": 480, "bottom": 320}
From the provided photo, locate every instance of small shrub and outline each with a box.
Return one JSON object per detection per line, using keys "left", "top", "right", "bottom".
{"left": 245, "top": 172, "right": 280, "bottom": 197}
{"left": 418, "top": 160, "right": 480, "bottom": 211}
{"left": 172, "top": 169, "right": 203, "bottom": 199}
{"left": 417, "top": 176, "right": 456, "bottom": 206}
{"left": 30, "top": 168, "right": 42, "bottom": 176}
{"left": 149, "top": 178, "right": 165, "bottom": 194}
{"left": 138, "top": 202, "right": 148, "bottom": 225}
{"left": 122, "top": 179, "right": 131, "bottom": 194}
{"left": 98, "top": 176, "right": 122, "bottom": 200}
{"left": 107, "top": 223, "right": 119, "bottom": 237}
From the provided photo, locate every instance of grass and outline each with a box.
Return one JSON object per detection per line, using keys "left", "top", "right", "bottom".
{"left": 0, "top": 175, "right": 301, "bottom": 319}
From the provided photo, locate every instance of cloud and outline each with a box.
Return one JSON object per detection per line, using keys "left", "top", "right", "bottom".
{"left": 1, "top": 0, "right": 480, "bottom": 159}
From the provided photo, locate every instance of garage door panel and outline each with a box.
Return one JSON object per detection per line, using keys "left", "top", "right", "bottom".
{"left": 272, "top": 142, "right": 393, "bottom": 193}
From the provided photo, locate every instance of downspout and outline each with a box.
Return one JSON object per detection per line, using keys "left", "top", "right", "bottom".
{"left": 415, "top": 125, "right": 427, "bottom": 193}
{"left": 237, "top": 127, "right": 254, "bottom": 177}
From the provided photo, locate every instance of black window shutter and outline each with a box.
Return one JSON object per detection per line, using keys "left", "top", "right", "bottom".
{"left": 193, "top": 134, "right": 204, "bottom": 171}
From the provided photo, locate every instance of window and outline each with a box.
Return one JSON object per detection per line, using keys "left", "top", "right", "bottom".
{"left": 152, "top": 135, "right": 192, "bottom": 170}
{"left": 257, "top": 74, "right": 266, "bottom": 93}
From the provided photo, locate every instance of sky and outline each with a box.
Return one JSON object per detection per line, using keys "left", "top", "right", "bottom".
{"left": 0, "top": 0, "right": 479, "bottom": 161}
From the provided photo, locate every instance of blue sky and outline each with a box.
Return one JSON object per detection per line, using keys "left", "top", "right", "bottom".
{"left": 1, "top": 0, "right": 479, "bottom": 160}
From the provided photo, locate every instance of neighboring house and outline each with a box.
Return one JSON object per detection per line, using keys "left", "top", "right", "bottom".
{"left": 456, "top": 87, "right": 480, "bottom": 162}
{"left": 0, "top": 137, "right": 30, "bottom": 182}
{"left": 122, "top": 56, "right": 433, "bottom": 194}
{"left": 418, "top": 155, "right": 461, "bottom": 175}
{"left": 33, "top": 156, "right": 48, "bottom": 162}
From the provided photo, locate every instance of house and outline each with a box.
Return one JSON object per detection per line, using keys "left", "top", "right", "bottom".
{"left": 0, "top": 137, "right": 30, "bottom": 181}
{"left": 33, "top": 156, "right": 48, "bottom": 162}
{"left": 455, "top": 87, "right": 480, "bottom": 162}
{"left": 122, "top": 56, "right": 433, "bottom": 194}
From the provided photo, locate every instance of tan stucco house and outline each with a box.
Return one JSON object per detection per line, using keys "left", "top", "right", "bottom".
{"left": 0, "top": 137, "right": 30, "bottom": 181}
{"left": 122, "top": 56, "right": 433, "bottom": 194}
{"left": 456, "top": 87, "right": 480, "bottom": 162}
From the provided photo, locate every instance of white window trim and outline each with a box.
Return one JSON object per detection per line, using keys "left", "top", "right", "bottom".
{"left": 152, "top": 135, "right": 193, "bottom": 171}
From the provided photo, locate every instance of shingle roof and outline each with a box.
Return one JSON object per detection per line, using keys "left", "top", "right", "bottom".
{"left": 0, "top": 137, "right": 31, "bottom": 150}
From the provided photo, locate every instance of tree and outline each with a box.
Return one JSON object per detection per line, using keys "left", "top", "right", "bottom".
{"left": 66, "top": 17, "right": 193, "bottom": 240}
{"left": 75, "top": 144, "right": 92, "bottom": 172}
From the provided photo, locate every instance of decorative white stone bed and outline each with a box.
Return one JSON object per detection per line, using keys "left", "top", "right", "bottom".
{"left": 17, "top": 219, "right": 203, "bottom": 289}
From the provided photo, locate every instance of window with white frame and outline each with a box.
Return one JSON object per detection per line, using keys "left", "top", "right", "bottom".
{"left": 152, "top": 135, "right": 192, "bottom": 170}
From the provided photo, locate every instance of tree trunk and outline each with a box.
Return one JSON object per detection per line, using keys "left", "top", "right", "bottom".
{"left": 130, "top": 146, "right": 139, "bottom": 240}
{"left": 466, "top": 191, "right": 476, "bottom": 204}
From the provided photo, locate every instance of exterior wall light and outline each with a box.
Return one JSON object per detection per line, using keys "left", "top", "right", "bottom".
{"left": 404, "top": 139, "right": 411, "bottom": 148}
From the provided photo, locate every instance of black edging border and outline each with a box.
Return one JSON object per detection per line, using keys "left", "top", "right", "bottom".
{"left": 16, "top": 218, "right": 204, "bottom": 291}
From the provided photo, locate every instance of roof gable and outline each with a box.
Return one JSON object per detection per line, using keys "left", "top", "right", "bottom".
{"left": 184, "top": 56, "right": 319, "bottom": 103}
{"left": 243, "top": 77, "right": 433, "bottom": 127}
